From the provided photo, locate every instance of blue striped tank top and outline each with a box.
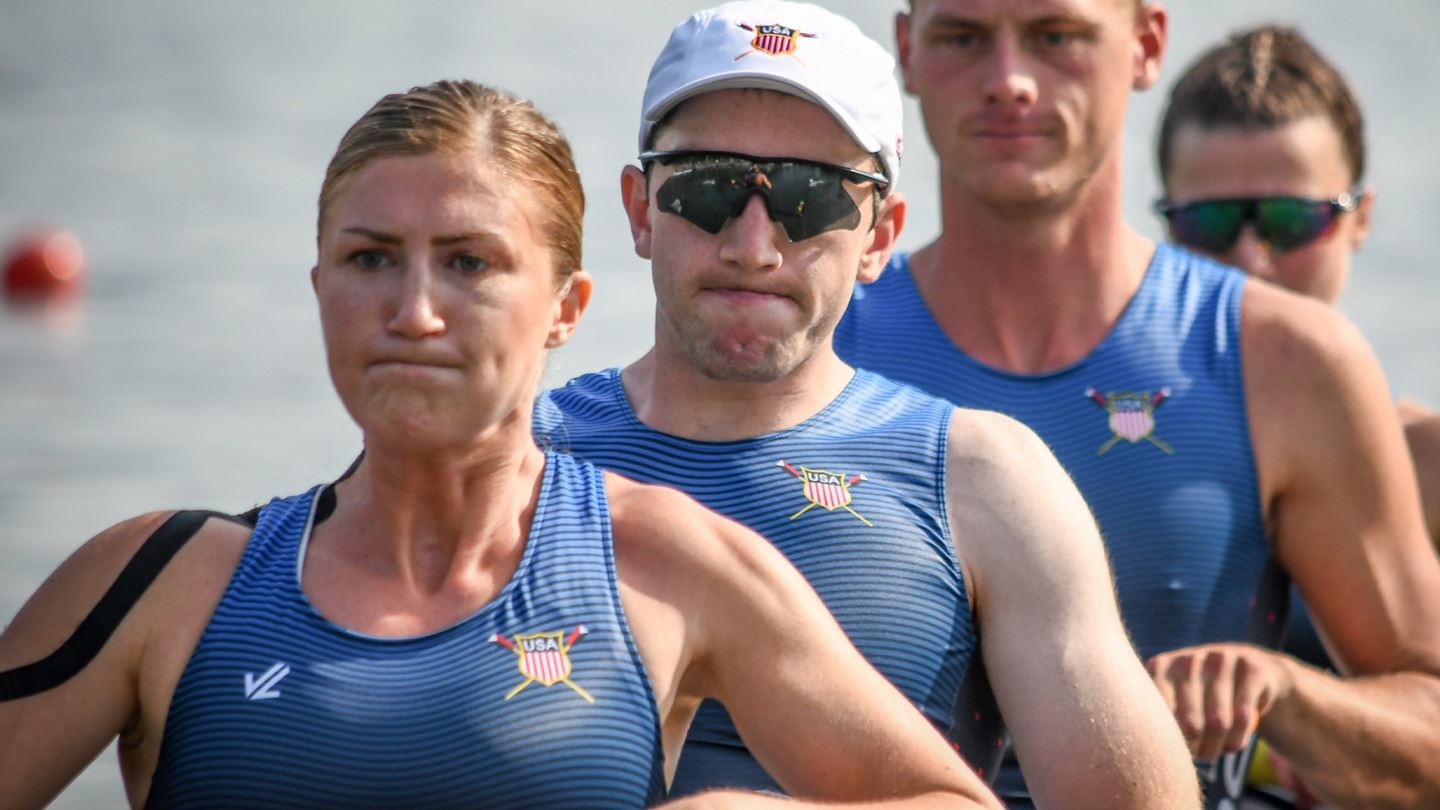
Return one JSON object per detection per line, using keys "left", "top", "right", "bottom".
{"left": 535, "top": 369, "right": 974, "bottom": 793}
{"left": 837, "top": 247, "right": 1276, "bottom": 807}
{"left": 147, "top": 452, "right": 665, "bottom": 809}
{"left": 837, "top": 246, "right": 1270, "bottom": 660}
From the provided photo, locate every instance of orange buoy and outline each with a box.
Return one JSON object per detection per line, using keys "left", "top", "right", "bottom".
{"left": 3, "top": 229, "right": 87, "bottom": 300}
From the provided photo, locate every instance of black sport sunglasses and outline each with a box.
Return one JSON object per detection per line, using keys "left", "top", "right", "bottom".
{"left": 638, "top": 150, "right": 890, "bottom": 243}
{"left": 1155, "top": 191, "right": 1360, "bottom": 255}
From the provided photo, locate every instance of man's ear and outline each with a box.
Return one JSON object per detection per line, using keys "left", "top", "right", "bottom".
{"left": 895, "top": 12, "right": 917, "bottom": 95}
{"left": 1350, "top": 186, "right": 1376, "bottom": 252}
{"left": 546, "top": 269, "right": 593, "bottom": 349}
{"left": 1132, "top": 4, "right": 1168, "bottom": 91}
{"left": 620, "top": 165, "right": 654, "bottom": 260}
{"left": 858, "top": 191, "right": 907, "bottom": 284}
{"left": 310, "top": 265, "right": 319, "bottom": 293}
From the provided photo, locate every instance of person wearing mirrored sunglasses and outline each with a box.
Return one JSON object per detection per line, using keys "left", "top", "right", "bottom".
{"left": 1154, "top": 191, "right": 1362, "bottom": 296}
{"left": 1156, "top": 24, "right": 1440, "bottom": 808}
{"left": 1158, "top": 24, "right": 1438, "bottom": 553}
{"left": 534, "top": 2, "right": 1198, "bottom": 808}
{"left": 835, "top": 2, "right": 1440, "bottom": 808}
{"left": 1157, "top": 27, "right": 1374, "bottom": 309}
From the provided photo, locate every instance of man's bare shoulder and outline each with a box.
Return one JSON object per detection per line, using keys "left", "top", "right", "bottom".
{"left": 604, "top": 472, "right": 741, "bottom": 559}
{"left": 601, "top": 469, "right": 846, "bottom": 707}
{"left": 602, "top": 471, "right": 784, "bottom": 596}
{"left": 1239, "top": 277, "right": 1400, "bottom": 490}
{"left": 603, "top": 469, "right": 830, "bottom": 619}
{"left": 944, "top": 406, "right": 1073, "bottom": 504}
{"left": 1240, "top": 277, "right": 1377, "bottom": 390}
{"left": 945, "top": 406, "right": 1054, "bottom": 468}
{"left": 942, "top": 407, "right": 1105, "bottom": 599}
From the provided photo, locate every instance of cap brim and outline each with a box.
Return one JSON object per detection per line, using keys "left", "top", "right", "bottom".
{"left": 642, "top": 72, "right": 883, "bottom": 156}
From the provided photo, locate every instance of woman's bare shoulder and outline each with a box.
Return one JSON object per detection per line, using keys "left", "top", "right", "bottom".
{"left": 1, "top": 510, "right": 251, "bottom": 671}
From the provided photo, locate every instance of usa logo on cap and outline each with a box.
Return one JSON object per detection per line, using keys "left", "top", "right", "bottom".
{"left": 736, "top": 22, "right": 815, "bottom": 62}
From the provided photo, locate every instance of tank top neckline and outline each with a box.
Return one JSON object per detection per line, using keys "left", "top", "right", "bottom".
{"left": 887, "top": 243, "right": 1169, "bottom": 382}
{"left": 597, "top": 365, "right": 872, "bottom": 448}
{"left": 286, "top": 451, "right": 562, "bottom": 643}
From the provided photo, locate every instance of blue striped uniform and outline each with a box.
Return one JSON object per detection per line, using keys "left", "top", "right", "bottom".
{"left": 535, "top": 369, "right": 974, "bottom": 794}
{"left": 836, "top": 246, "right": 1277, "bottom": 806}
{"left": 147, "top": 452, "right": 665, "bottom": 809}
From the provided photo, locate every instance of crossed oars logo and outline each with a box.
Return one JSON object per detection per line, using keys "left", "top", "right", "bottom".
{"left": 489, "top": 625, "right": 595, "bottom": 703}
{"left": 1085, "top": 387, "right": 1174, "bottom": 455}
{"left": 735, "top": 22, "right": 816, "bottom": 64}
{"left": 776, "top": 460, "right": 872, "bottom": 527}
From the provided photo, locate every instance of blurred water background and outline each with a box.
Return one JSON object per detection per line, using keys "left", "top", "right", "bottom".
{"left": 2, "top": 1, "right": 1436, "bottom": 805}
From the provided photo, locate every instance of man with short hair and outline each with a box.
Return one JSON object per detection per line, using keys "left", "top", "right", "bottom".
{"left": 536, "top": 1, "right": 1197, "bottom": 807}
{"left": 836, "top": 1, "right": 1440, "bottom": 806}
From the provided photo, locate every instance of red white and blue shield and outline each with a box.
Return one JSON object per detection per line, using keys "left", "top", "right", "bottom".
{"left": 1107, "top": 395, "right": 1155, "bottom": 441}
{"left": 751, "top": 24, "right": 799, "bottom": 55}
{"left": 737, "top": 22, "right": 815, "bottom": 59}
{"left": 801, "top": 467, "right": 851, "bottom": 510}
{"left": 516, "top": 631, "right": 571, "bottom": 686}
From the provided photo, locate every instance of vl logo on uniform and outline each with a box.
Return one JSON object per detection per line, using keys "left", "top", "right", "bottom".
{"left": 242, "top": 662, "right": 290, "bottom": 701}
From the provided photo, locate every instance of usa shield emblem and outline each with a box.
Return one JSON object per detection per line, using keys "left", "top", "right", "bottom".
{"left": 1085, "top": 387, "right": 1174, "bottom": 455}
{"left": 1108, "top": 396, "right": 1154, "bottom": 441}
{"left": 802, "top": 468, "right": 850, "bottom": 509}
{"left": 517, "top": 631, "right": 571, "bottom": 686}
{"left": 490, "top": 625, "right": 595, "bottom": 703}
{"left": 776, "top": 459, "right": 873, "bottom": 526}
{"left": 736, "top": 22, "right": 816, "bottom": 61}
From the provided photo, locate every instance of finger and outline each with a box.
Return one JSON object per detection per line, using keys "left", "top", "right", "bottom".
{"left": 1226, "top": 655, "right": 1270, "bottom": 753}
{"left": 1147, "top": 654, "right": 1178, "bottom": 711}
{"left": 1168, "top": 653, "right": 1206, "bottom": 754}
{"left": 1196, "top": 649, "right": 1235, "bottom": 761}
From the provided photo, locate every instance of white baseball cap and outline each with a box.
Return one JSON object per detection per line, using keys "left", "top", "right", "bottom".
{"left": 639, "top": 0, "right": 903, "bottom": 188}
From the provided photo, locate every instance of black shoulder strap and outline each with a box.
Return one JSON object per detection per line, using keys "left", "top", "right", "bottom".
{"left": 0, "top": 509, "right": 252, "bottom": 701}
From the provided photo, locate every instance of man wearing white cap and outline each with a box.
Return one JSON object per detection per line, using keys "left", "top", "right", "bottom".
{"left": 535, "top": 1, "right": 1196, "bottom": 805}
